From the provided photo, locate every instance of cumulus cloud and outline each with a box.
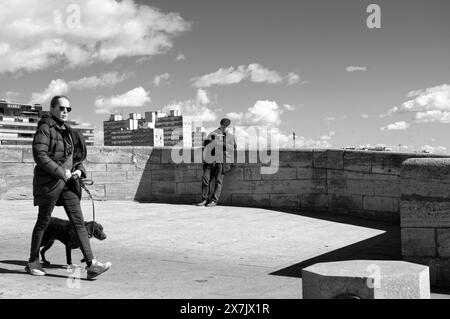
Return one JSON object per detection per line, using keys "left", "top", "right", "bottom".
{"left": 226, "top": 100, "right": 283, "bottom": 127}
{"left": 94, "top": 87, "right": 151, "bottom": 114}
{"left": 414, "top": 110, "right": 450, "bottom": 123}
{"left": 160, "top": 89, "right": 217, "bottom": 123}
{"left": 346, "top": 66, "right": 368, "bottom": 72}
{"left": 382, "top": 84, "right": 450, "bottom": 121}
{"left": 287, "top": 72, "right": 301, "bottom": 85}
{"left": 30, "top": 79, "right": 70, "bottom": 104}
{"left": 70, "top": 72, "right": 131, "bottom": 90}
{"left": 232, "top": 127, "right": 334, "bottom": 150}
{"left": 153, "top": 73, "right": 171, "bottom": 87}
{"left": 176, "top": 53, "right": 186, "bottom": 61}
{"left": 192, "top": 64, "right": 300, "bottom": 88}
{"left": 30, "top": 72, "right": 130, "bottom": 104}
{"left": 361, "top": 114, "right": 369, "bottom": 119}
{"left": 0, "top": 0, "right": 191, "bottom": 73}
{"left": 283, "top": 104, "right": 296, "bottom": 111}
{"left": 381, "top": 121, "right": 411, "bottom": 131}
{"left": 247, "top": 63, "right": 283, "bottom": 84}
{"left": 196, "top": 89, "right": 210, "bottom": 105}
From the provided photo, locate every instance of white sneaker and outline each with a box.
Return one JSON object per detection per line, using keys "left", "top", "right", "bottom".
{"left": 85, "top": 259, "right": 111, "bottom": 280}
{"left": 25, "top": 260, "right": 46, "bottom": 276}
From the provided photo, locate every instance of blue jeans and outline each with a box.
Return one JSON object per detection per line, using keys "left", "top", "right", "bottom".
{"left": 201, "top": 163, "right": 224, "bottom": 202}
{"left": 29, "top": 185, "right": 94, "bottom": 263}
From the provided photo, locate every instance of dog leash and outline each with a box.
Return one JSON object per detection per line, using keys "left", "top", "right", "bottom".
{"left": 73, "top": 176, "right": 96, "bottom": 223}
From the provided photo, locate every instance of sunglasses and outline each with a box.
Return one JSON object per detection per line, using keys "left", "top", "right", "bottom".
{"left": 59, "top": 106, "right": 72, "bottom": 113}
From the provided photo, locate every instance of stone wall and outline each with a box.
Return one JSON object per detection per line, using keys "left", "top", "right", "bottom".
{"left": 400, "top": 158, "right": 450, "bottom": 288}
{"left": 1, "top": 146, "right": 446, "bottom": 222}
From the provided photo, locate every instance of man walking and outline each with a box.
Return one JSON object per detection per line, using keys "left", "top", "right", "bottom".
{"left": 197, "top": 118, "right": 237, "bottom": 207}
{"left": 26, "top": 95, "right": 111, "bottom": 279}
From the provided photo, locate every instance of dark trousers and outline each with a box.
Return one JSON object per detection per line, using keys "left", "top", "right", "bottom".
{"left": 201, "top": 163, "right": 224, "bottom": 202}
{"left": 29, "top": 186, "right": 94, "bottom": 263}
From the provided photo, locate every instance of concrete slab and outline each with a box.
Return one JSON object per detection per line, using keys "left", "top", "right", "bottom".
{"left": 0, "top": 200, "right": 448, "bottom": 299}
{"left": 302, "top": 260, "right": 430, "bottom": 299}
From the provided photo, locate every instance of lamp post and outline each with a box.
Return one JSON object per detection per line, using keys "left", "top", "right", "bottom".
{"left": 293, "top": 132, "right": 296, "bottom": 149}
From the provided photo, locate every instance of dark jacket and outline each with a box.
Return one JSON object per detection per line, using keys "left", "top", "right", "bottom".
{"left": 32, "top": 113, "right": 87, "bottom": 206}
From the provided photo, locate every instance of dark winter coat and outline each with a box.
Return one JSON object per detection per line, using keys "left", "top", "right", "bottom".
{"left": 32, "top": 113, "right": 87, "bottom": 206}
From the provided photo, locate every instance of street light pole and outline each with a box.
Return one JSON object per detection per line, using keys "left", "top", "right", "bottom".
{"left": 293, "top": 132, "right": 296, "bottom": 149}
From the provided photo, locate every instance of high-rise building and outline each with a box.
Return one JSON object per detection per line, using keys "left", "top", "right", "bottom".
{"left": 0, "top": 99, "right": 94, "bottom": 146}
{"left": 155, "top": 111, "right": 193, "bottom": 147}
{"left": 104, "top": 109, "right": 194, "bottom": 147}
{"left": 192, "top": 126, "right": 206, "bottom": 147}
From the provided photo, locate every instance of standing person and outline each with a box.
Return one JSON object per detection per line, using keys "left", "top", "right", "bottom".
{"left": 26, "top": 95, "right": 111, "bottom": 280}
{"left": 197, "top": 118, "right": 237, "bottom": 207}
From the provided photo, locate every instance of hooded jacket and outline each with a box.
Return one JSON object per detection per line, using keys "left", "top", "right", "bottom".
{"left": 32, "top": 112, "right": 87, "bottom": 206}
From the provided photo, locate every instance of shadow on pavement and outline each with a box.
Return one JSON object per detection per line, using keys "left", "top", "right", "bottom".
{"left": 268, "top": 208, "right": 401, "bottom": 279}
{"left": 0, "top": 260, "right": 91, "bottom": 281}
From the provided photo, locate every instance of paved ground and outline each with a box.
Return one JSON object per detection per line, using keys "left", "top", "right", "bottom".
{"left": 0, "top": 200, "right": 448, "bottom": 299}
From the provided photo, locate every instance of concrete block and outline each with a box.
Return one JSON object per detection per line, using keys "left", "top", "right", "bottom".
{"left": 176, "top": 182, "right": 201, "bottom": 195}
{"left": 297, "top": 168, "right": 327, "bottom": 180}
{"left": 401, "top": 179, "right": 450, "bottom": 198}
{"left": 327, "top": 150, "right": 344, "bottom": 170}
{"left": 106, "top": 163, "right": 136, "bottom": 171}
{"left": 347, "top": 179, "right": 374, "bottom": 196}
{"left": 225, "top": 168, "right": 244, "bottom": 181}
{"left": 363, "top": 196, "right": 398, "bottom": 213}
{"left": 300, "top": 193, "right": 329, "bottom": 210}
{"left": 22, "top": 148, "right": 35, "bottom": 163}
{"left": 372, "top": 154, "right": 401, "bottom": 175}
{"left": 251, "top": 180, "right": 285, "bottom": 194}
{"left": 0, "top": 186, "right": 33, "bottom": 200}
{"left": 244, "top": 167, "right": 261, "bottom": 180}
{"left": 222, "top": 181, "right": 252, "bottom": 193}
{"left": 4, "top": 175, "right": 33, "bottom": 188}
{"left": 401, "top": 228, "right": 436, "bottom": 257}
{"left": 437, "top": 229, "right": 450, "bottom": 257}
{"left": 329, "top": 193, "right": 363, "bottom": 211}
{"left": 302, "top": 260, "right": 430, "bottom": 299}
{"left": 401, "top": 158, "right": 450, "bottom": 181}
{"left": 231, "top": 194, "right": 270, "bottom": 208}
{"left": 374, "top": 180, "right": 400, "bottom": 197}
{"left": 261, "top": 167, "right": 297, "bottom": 180}
{"left": 279, "top": 151, "right": 313, "bottom": 168}
{"left": 344, "top": 151, "right": 372, "bottom": 172}
{"left": 91, "top": 171, "right": 128, "bottom": 184}
{"left": 270, "top": 194, "right": 299, "bottom": 209}
{"left": 0, "top": 148, "right": 22, "bottom": 162}
{"left": 84, "top": 163, "right": 107, "bottom": 172}
{"left": 400, "top": 200, "right": 450, "bottom": 228}
{"left": 312, "top": 149, "right": 327, "bottom": 168}
{"left": 86, "top": 148, "right": 133, "bottom": 164}
{"left": 0, "top": 163, "right": 34, "bottom": 175}
{"left": 327, "top": 170, "right": 346, "bottom": 193}
{"left": 282, "top": 179, "right": 326, "bottom": 194}
{"left": 81, "top": 184, "right": 106, "bottom": 199}
{"left": 151, "top": 181, "right": 177, "bottom": 194}
{"left": 104, "top": 183, "right": 139, "bottom": 198}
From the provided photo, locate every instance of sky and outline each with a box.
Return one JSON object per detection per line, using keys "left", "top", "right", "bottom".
{"left": 0, "top": 0, "right": 449, "bottom": 153}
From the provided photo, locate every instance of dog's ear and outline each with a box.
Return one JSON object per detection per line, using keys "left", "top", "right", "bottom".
{"left": 86, "top": 222, "right": 95, "bottom": 237}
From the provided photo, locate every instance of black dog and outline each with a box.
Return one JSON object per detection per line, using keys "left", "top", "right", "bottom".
{"left": 40, "top": 217, "right": 107, "bottom": 266}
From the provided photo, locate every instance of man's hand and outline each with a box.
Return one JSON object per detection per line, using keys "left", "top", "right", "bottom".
{"left": 65, "top": 169, "right": 72, "bottom": 180}
{"left": 72, "top": 170, "right": 82, "bottom": 179}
